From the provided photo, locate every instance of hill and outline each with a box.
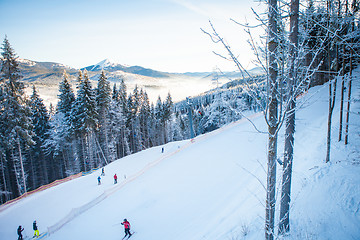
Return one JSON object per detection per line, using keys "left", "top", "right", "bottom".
{"left": 0, "top": 69, "right": 359, "bottom": 240}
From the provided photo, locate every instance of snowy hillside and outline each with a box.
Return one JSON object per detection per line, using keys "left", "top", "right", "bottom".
{"left": 0, "top": 69, "right": 359, "bottom": 239}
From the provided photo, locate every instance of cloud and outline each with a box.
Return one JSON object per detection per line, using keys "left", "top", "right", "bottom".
{"left": 170, "top": 0, "right": 210, "bottom": 16}
{"left": 169, "top": 0, "right": 248, "bottom": 19}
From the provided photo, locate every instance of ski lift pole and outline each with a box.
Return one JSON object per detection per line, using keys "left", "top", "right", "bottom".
{"left": 186, "top": 97, "right": 195, "bottom": 139}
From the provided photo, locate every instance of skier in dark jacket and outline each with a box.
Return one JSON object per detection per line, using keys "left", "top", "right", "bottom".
{"left": 98, "top": 176, "right": 101, "bottom": 185}
{"left": 121, "top": 218, "right": 132, "bottom": 239}
{"left": 33, "top": 220, "right": 39, "bottom": 237}
{"left": 17, "top": 225, "right": 24, "bottom": 240}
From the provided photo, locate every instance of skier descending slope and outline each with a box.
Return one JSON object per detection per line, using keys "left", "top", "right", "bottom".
{"left": 121, "top": 219, "right": 132, "bottom": 239}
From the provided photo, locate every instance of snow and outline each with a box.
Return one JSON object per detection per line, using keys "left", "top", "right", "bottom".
{"left": 1, "top": 69, "right": 360, "bottom": 240}
{"left": 92, "top": 58, "right": 124, "bottom": 71}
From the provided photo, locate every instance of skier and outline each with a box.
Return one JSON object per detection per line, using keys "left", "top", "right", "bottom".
{"left": 161, "top": 147, "right": 164, "bottom": 153}
{"left": 17, "top": 225, "right": 24, "bottom": 240}
{"left": 101, "top": 167, "right": 105, "bottom": 176}
{"left": 33, "top": 220, "right": 39, "bottom": 237}
{"left": 121, "top": 218, "right": 132, "bottom": 239}
{"left": 114, "top": 173, "right": 118, "bottom": 184}
{"left": 98, "top": 176, "right": 101, "bottom": 185}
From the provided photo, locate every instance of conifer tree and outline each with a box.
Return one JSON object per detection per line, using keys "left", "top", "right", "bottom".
{"left": 109, "top": 84, "right": 130, "bottom": 158}
{"left": 44, "top": 71, "right": 76, "bottom": 176}
{"left": 138, "top": 89, "right": 151, "bottom": 149}
{"left": 154, "top": 96, "right": 164, "bottom": 145}
{"left": 96, "top": 71, "right": 112, "bottom": 162}
{"left": 0, "top": 36, "right": 34, "bottom": 198}
{"left": 71, "top": 70, "right": 98, "bottom": 171}
{"left": 118, "top": 78, "right": 128, "bottom": 114}
{"left": 29, "top": 86, "right": 52, "bottom": 188}
{"left": 163, "top": 92, "right": 174, "bottom": 143}
{"left": 112, "top": 83, "right": 119, "bottom": 102}
{"left": 58, "top": 71, "right": 75, "bottom": 119}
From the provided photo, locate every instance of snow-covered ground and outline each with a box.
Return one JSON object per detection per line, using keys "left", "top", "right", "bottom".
{"left": 1, "top": 69, "right": 360, "bottom": 240}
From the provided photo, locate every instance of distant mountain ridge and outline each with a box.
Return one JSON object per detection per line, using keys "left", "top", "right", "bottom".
{"left": 5, "top": 57, "right": 265, "bottom": 106}
{"left": 81, "top": 59, "right": 169, "bottom": 78}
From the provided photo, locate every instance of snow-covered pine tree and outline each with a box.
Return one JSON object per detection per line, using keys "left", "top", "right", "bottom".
{"left": 118, "top": 78, "right": 128, "bottom": 115}
{"left": 154, "top": 96, "right": 164, "bottom": 146}
{"left": 29, "top": 86, "right": 52, "bottom": 189}
{"left": 126, "top": 85, "right": 143, "bottom": 153}
{"left": 0, "top": 36, "right": 34, "bottom": 198}
{"left": 112, "top": 83, "right": 119, "bottom": 102}
{"left": 108, "top": 86, "right": 129, "bottom": 159}
{"left": 45, "top": 70, "right": 76, "bottom": 176}
{"left": 71, "top": 70, "right": 98, "bottom": 171}
{"left": 148, "top": 102, "right": 157, "bottom": 146}
{"left": 163, "top": 92, "right": 174, "bottom": 143}
{"left": 58, "top": 71, "right": 76, "bottom": 120}
{"left": 96, "top": 70, "right": 112, "bottom": 162}
{"left": 138, "top": 89, "right": 151, "bottom": 149}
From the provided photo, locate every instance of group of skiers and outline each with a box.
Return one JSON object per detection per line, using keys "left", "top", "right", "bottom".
{"left": 97, "top": 168, "right": 118, "bottom": 185}
{"left": 17, "top": 220, "right": 39, "bottom": 239}
{"left": 98, "top": 168, "right": 133, "bottom": 239}
{"left": 17, "top": 167, "right": 133, "bottom": 239}
{"left": 17, "top": 219, "right": 133, "bottom": 239}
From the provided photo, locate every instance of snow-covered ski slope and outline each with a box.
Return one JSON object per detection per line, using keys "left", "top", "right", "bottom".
{"left": 1, "top": 69, "right": 360, "bottom": 240}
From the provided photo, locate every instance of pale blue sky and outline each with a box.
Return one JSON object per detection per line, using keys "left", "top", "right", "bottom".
{"left": 0, "top": 0, "right": 263, "bottom": 72}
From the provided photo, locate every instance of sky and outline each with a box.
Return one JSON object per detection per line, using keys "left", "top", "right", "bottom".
{"left": 0, "top": 0, "right": 264, "bottom": 73}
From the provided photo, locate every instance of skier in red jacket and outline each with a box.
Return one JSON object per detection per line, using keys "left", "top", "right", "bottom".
{"left": 114, "top": 174, "right": 118, "bottom": 184}
{"left": 121, "top": 218, "right": 132, "bottom": 239}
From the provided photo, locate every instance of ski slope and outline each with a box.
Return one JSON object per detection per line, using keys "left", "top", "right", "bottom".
{"left": 1, "top": 69, "right": 360, "bottom": 240}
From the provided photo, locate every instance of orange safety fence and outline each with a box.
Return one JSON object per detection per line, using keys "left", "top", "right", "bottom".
{"left": 1, "top": 165, "right": 105, "bottom": 209}
{"left": 0, "top": 172, "right": 83, "bottom": 212}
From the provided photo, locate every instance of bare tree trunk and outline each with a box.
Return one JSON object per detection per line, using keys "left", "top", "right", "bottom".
{"left": 344, "top": 65, "right": 352, "bottom": 145}
{"left": 279, "top": 0, "right": 299, "bottom": 234}
{"left": 344, "top": 5, "right": 355, "bottom": 145}
{"left": 29, "top": 153, "right": 36, "bottom": 189}
{"left": 81, "top": 136, "right": 87, "bottom": 171}
{"left": 17, "top": 136, "right": 27, "bottom": 194}
{"left": 326, "top": 80, "right": 337, "bottom": 163}
{"left": 41, "top": 152, "right": 49, "bottom": 185}
{"left": 338, "top": 0, "right": 347, "bottom": 142}
{"left": 266, "top": 127, "right": 278, "bottom": 240}
{"left": 325, "top": 0, "right": 337, "bottom": 163}
{"left": 338, "top": 72, "right": 345, "bottom": 141}
{"left": 0, "top": 154, "right": 9, "bottom": 202}
{"left": 265, "top": 0, "right": 279, "bottom": 239}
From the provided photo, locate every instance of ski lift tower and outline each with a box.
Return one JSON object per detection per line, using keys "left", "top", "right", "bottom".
{"left": 186, "top": 97, "right": 195, "bottom": 139}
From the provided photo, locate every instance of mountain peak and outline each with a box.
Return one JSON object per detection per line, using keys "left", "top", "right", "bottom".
{"left": 91, "top": 58, "right": 122, "bottom": 71}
